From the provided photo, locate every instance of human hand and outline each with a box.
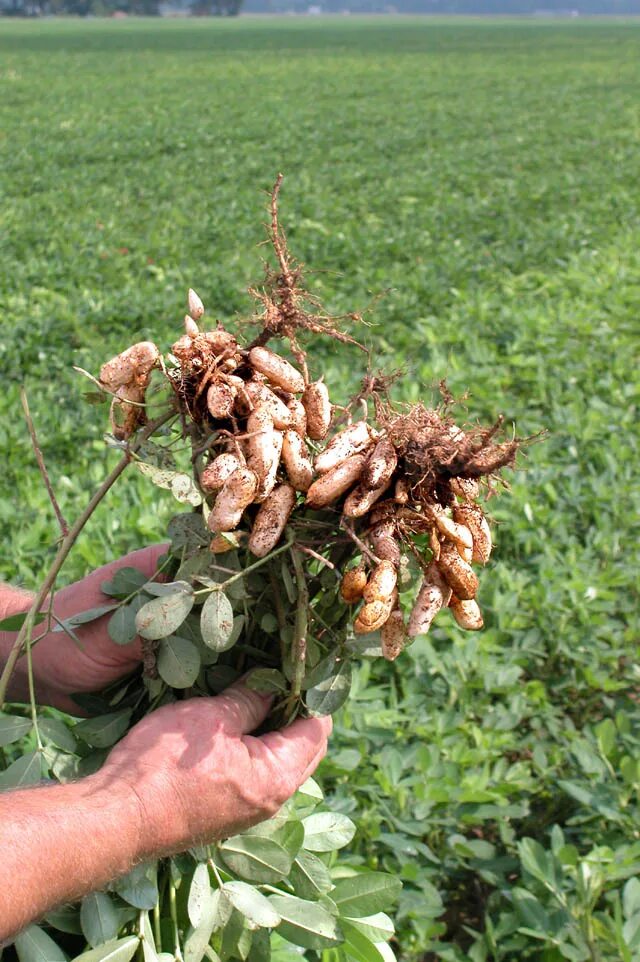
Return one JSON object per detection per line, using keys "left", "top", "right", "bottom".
{"left": 29, "top": 545, "right": 167, "bottom": 713}
{"left": 101, "top": 680, "right": 333, "bottom": 855}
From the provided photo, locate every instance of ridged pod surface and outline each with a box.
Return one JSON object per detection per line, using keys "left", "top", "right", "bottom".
{"left": 305, "top": 453, "right": 368, "bottom": 509}
{"left": 381, "top": 608, "right": 407, "bottom": 661}
{"left": 282, "top": 431, "right": 313, "bottom": 492}
{"left": 449, "top": 595, "right": 484, "bottom": 630}
{"left": 362, "top": 437, "right": 397, "bottom": 491}
{"left": 301, "top": 381, "right": 332, "bottom": 440}
{"left": 248, "top": 484, "right": 296, "bottom": 558}
{"left": 340, "top": 567, "right": 368, "bottom": 604}
{"left": 363, "top": 561, "right": 398, "bottom": 604}
{"left": 209, "top": 467, "right": 259, "bottom": 532}
{"left": 452, "top": 503, "right": 492, "bottom": 564}
{"left": 314, "top": 422, "right": 372, "bottom": 475}
{"left": 354, "top": 598, "right": 394, "bottom": 634}
{"left": 249, "top": 346, "right": 305, "bottom": 394}
{"left": 437, "top": 542, "right": 479, "bottom": 601}
{"left": 200, "top": 453, "right": 242, "bottom": 493}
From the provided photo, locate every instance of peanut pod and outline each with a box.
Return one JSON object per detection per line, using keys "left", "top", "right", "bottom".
{"left": 437, "top": 542, "right": 479, "bottom": 601}
{"left": 244, "top": 381, "right": 292, "bottom": 429}
{"left": 449, "top": 595, "right": 484, "bottom": 630}
{"left": 407, "top": 565, "right": 451, "bottom": 638}
{"left": 248, "top": 484, "right": 296, "bottom": 558}
{"left": 203, "top": 330, "right": 237, "bottom": 355}
{"left": 450, "top": 477, "right": 480, "bottom": 500}
{"left": 340, "top": 566, "right": 368, "bottom": 604}
{"left": 188, "top": 288, "right": 205, "bottom": 320}
{"left": 431, "top": 507, "right": 473, "bottom": 552}
{"left": 363, "top": 560, "right": 398, "bottom": 604}
{"left": 301, "top": 380, "right": 332, "bottom": 440}
{"left": 282, "top": 430, "right": 314, "bottom": 492}
{"left": 354, "top": 597, "right": 395, "bottom": 635}
{"left": 362, "top": 437, "right": 397, "bottom": 490}
{"left": 246, "top": 406, "right": 276, "bottom": 480}
{"left": 209, "top": 466, "right": 259, "bottom": 532}
{"left": 381, "top": 608, "right": 408, "bottom": 662}
{"left": 210, "top": 531, "right": 244, "bottom": 554}
{"left": 314, "top": 421, "right": 373, "bottom": 474}
{"left": 369, "top": 521, "right": 401, "bottom": 566}
{"left": 343, "top": 479, "right": 391, "bottom": 519}
{"left": 452, "top": 503, "right": 492, "bottom": 564}
{"left": 305, "top": 452, "right": 368, "bottom": 509}
{"left": 200, "top": 453, "right": 242, "bottom": 493}
{"left": 184, "top": 314, "right": 200, "bottom": 337}
{"left": 287, "top": 398, "right": 307, "bottom": 437}
{"left": 249, "top": 346, "right": 305, "bottom": 394}
{"left": 100, "top": 341, "right": 159, "bottom": 390}
{"left": 206, "top": 380, "right": 237, "bottom": 420}
{"left": 254, "top": 430, "right": 284, "bottom": 503}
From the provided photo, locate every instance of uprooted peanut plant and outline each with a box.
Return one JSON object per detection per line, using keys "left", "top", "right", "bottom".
{"left": 3, "top": 178, "right": 523, "bottom": 961}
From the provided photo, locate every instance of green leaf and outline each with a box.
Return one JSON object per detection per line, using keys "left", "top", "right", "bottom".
{"left": 74, "top": 710, "right": 132, "bottom": 748}
{"left": 14, "top": 925, "right": 67, "bottom": 962}
{"left": 302, "top": 813, "right": 356, "bottom": 852}
{"left": 0, "top": 711, "right": 32, "bottom": 747}
{"left": 306, "top": 660, "right": 352, "bottom": 716}
{"left": 39, "top": 717, "right": 76, "bottom": 753}
{"left": 219, "top": 835, "right": 292, "bottom": 884}
{"left": 511, "top": 887, "right": 552, "bottom": 934}
{"left": 53, "top": 604, "right": 119, "bottom": 632}
{"left": 157, "top": 635, "right": 201, "bottom": 689}
{"left": 0, "top": 611, "right": 45, "bottom": 632}
{"left": 223, "top": 881, "right": 282, "bottom": 928}
{"left": 108, "top": 602, "right": 140, "bottom": 646}
{"left": 168, "top": 513, "right": 210, "bottom": 552}
{"left": 200, "top": 591, "right": 235, "bottom": 652}
{"left": 518, "top": 838, "right": 557, "bottom": 890}
{"left": 0, "top": 750, "right": 43, "bottom": 791}
{"left": 45, "top": 906, "right": 83, "bottom": 936}
{"left": 80, "top": 892, "right": 120, "bottom": 948}
{"left": 71, "top": 936, "right": 140, "bottom": 962}
{"left": 136, "top": 586, "right": 195, "bottom": 641}
{"left": 101, "top": 567, "right": 149, "bottom": 599}
{"left": 188, "top": 862, "right": 212, "bottom": 928}
{"left": 342, "top": 914, "right": 394, "bottom": 943}
{"left": 289, "top": 851, "right": 334, "bottom": 901}
{"left": 624, "top": 878, "right": 640, "bottom": 920}
{"left": 332, "top": 873, "right": 402, "bottom": 919}
{"left": 341, "top": 922, "right": 388, "bottom": 962}
{"left": 247, "top": 928, "right": 271, "bottom": 962}
{"left": 268, "top": 895, "right": 343, "bottom": 950}
{"left": 184, "top": 890, "right": 220, "bottom": 962}
{"left": 245, "top": 669, "right": 288, "bottom": 695}
{"left": 113, "top": 861, "right": 158, "bottom": 910}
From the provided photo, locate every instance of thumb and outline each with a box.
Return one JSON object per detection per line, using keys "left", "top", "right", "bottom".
{"left": 213, "top": 680, "right": 273, "bottom": 736}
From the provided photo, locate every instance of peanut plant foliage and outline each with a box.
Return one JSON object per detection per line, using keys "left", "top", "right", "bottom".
{"left": 0, "top": 17, "right": 639, "bottom": 962}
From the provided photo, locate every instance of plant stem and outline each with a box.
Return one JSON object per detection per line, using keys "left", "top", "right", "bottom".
{"left": 285, "top": 547, "right": 308, "bottom": 722}
{"left": 21, "top": 388, "right": 68, "bottom": 537}
{"left": 193, "top": 538, "right": 294, "bottom": 596}
{"left": 0, "top": 411, "right": 175, "bottom": 710}
{"left": 169, "top": 878, "right": 183, "bottom": 961}
{"left": 25, "top": 637, "right": 42, "bottom": 750}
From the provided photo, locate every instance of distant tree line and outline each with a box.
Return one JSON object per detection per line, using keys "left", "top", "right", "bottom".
{"left": 0, "top": 0, "right": 243, "bottom": 14}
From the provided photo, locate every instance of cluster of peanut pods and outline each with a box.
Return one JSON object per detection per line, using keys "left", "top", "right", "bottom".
{"left": 99, "top": 289, "right": 495, "bottom": 660}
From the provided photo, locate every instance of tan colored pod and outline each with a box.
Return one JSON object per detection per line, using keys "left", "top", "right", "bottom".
{"left": 407, "top": 575, "right": 447, "bottom": 638}
{"left": 253, "top": 430, "right": 284, "bottom": 503}
{"left": 431, "top": 507, "right": 473, "bottom": 552}
{"left": 249, "top": 346, "right": 305, "bottom": 394}
{"left": 437, "top": 542, "right": 479, "bottom": 601}
{"left": 204, "top": 330, "right": 237, "bottom": 355}
{"left": 184, "top": 314, "right": 200, "bottom": 337}
{"left": 244, "top": 381, "right": 292, "bottom": 429}
{"left": 458, "top": 540, "right": 473, "bottom": 564}
{"left": 287, "top": 398, "right": 307, "bottom": 436}
{"left": 100, "top": 341, "right": 159, "bottom": 390}
{"left": 200, "top": 453, "right": 241, "bottom": 493}
{"left": 452, "top": 503, "right": 492, "bottom": 564}
{"left": 381, "top": 608, "right": 408, "bottom": 662}
{"left": 369, "top": 522, "right": 401, "bottom": 566}
{"left": 305, "top": 453, "right": 368, "bottom": 509}
{"left": 354, "top": 598, "right": 394, "bottom": 634}
{"left": 343, "top": 478, "right": 391, "bottom": 519}
{"left": 314, "top": 421, "right": 372, "bottom": 474}
{"left": 362, "top": 437, "right": 397, "bottom": 491}
{"left": 188, "top": 288, "right": 205, "bottom": 320}
{"left": 210, "top": 530, "right": 244, "bottom": 554}
{"left": 301, "top": 380, "right": 332, "bottom": 440}
{"left": 246, "top": 406, "right": 276, "bottom": 480}
{"left": 209, "top": 467, "right": 259, "bottom": 532}
{"left": 248, "top": 484, "right": 296, "bottom": 558}
{"left": 450, "top": 595, "right": 484, "bottom": 630}
{"left": 206, "top": 380, "right": 237, "bottom": 420}
{"left": 282, "top": 430, "right": 314, "bottom": 492}
{"left": 451, "top": 477, "right": 480, "bottom": 500}
{"left": 340, "top": 567, "right": 368, "bottom": 604}
{"left": 394, "top": 478, "right": 409, "bottom": 504}
{"left": 363, "top": 560, "right": 398, "bottom": 604}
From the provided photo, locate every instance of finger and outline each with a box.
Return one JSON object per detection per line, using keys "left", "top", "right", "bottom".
{"left": 247, "top": 715, "right": 332, "bottom": 790}
{"left": 213, "top": 682, "right": 273, "bottom": 737}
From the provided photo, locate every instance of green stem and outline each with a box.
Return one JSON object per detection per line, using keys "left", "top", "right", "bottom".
{"left": 193, "top": 538, "right": 294, "bottom": 596}
{"left": 25, "top": 637, "right": 42, "bottom": 750}
{"left": 169, "top": 878, "right": 183, "bottom": 961}
{"left": 0, "top": 411, "right": 175, "bottom": 710}
{"left": 285, "top": 547, "right": 308, "bottom": 722}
